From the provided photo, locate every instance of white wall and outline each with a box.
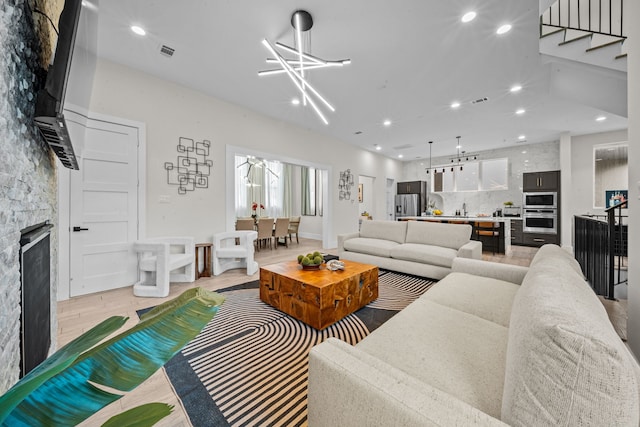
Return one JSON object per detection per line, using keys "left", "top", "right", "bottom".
{"left": 89, "top": 59, "right": 402, "bottom": 247}
{"left": 626, "top": 0, "right": 640, "bottom": 358}
{"left": 358, "top": 175, "right": 375, "bottom": 217}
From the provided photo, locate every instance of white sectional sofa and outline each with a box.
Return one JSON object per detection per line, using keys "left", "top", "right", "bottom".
{"left": 308, "top": 245, "right": 640, "bottom": 426}
{"left": 338, "top": 219, "right": 482, "bottom": 280}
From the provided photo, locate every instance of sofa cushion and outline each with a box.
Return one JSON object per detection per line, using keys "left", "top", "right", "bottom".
{"left": 405, "top": 221, "right": 472, "bottom": 250}
{"left": 359, "top": 220, "right": 407, "bottom": 244}
{"left": 529, "top": 243, "right": 584, "bottom": 277}
{"left": 390, "top": 243, "right": 457, "bottom": 268}
{"left": 502, "top": 260, "right": 640, "bottom": 426}
{"left": 343, "top": 237, "right": 399, "bottom": 258}
{"left": 423, "top": 272, "right": 520, "bottom": 327}
{"left": 356, "top": 298, "right": 509, "bottom": 419}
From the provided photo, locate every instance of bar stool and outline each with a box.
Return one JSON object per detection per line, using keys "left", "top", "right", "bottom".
{"left": 475, "top": 221, "right": 500, "bottom": 254}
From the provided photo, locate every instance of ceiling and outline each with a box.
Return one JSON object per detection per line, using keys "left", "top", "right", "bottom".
{"left": 93, "top": 0, "right": 627, "bottom": 160}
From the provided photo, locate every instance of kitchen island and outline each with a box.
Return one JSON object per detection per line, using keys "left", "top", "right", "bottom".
{"left": 397, "top": 216, "right": 512, "bottom": 255}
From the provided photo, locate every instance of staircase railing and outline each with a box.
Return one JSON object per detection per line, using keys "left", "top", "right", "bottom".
{"left": 574, "top": 199, "right": 627, "bottom": 299}
{"left": 541, "top": 0, "right": 626, "bottom": 39}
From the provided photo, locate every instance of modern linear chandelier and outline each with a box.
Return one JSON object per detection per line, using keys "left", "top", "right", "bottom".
{"left": 258, "top": 10, "right": 351, "bottom": 125}
{"left": 448, "top": 136, "right": 478, "bottom": 172}
{"left": 425, "top": 137, "right": 479, "bottom": 174}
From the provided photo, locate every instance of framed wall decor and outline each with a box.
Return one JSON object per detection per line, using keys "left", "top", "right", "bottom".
{"left": 605, "top": 190, "right": 628, "bottom": 208}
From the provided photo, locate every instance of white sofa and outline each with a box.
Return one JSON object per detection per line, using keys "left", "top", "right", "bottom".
{"left": 338, "top": 220, "right": 482, "bottom": 280}
{"left": 308, "top": 245, "right": 640, "bottom": 426}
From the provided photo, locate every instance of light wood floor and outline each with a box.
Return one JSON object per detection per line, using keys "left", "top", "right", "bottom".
{"left": 56, "top": 242, "right": 551, "bottom": 426}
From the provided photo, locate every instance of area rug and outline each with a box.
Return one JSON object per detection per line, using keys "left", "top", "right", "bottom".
{"left": 150, "top": 270, "right": 436, "bottom": 426}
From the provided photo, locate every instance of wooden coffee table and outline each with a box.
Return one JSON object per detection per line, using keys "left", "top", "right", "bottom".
{"left": 259, "top": 260, "right": 379, "bottom": 330}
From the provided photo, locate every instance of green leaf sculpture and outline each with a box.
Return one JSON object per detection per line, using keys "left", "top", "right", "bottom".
{"left": 0, "top": 287, "right": 225, "bottom": 426}
{"left": 102, "top": 403, "right": 174, "bottom": 427}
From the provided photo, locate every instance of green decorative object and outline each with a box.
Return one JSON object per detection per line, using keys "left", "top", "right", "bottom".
{"left": 297, "top": 251, "right": 324, "bottom": 268}
{"left": 0, "top": 287, "right": 225, "bottom": 427}
{"left": 101, "top": 403, "right": 174, "bottom": 427}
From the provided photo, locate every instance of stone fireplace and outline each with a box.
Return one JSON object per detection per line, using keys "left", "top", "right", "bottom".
{"left": 0, "top": 0, "right": 60, "bottom": 393}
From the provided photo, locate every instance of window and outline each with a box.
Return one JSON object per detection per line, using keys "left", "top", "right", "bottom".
{"left": 480, "top": 158, "right": 508, "bottom": 190}
{"left": 457, "top": 162, "right": 479, "bottom": 191}
{"left": 234, "top": 155, "right": 291, "bottom": 217}
{"left": 433, "top": 158, "right": 507, "bottom": 192}
{"left": 302, "top": 167, "right": 323, "bottom": 216}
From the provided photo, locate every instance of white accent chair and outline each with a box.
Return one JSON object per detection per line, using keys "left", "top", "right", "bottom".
{"left": 133, "top": 237, "right": 196, "bottom": 298}
{"left": 213, "top": 230, "right": 259, "bottom": 276}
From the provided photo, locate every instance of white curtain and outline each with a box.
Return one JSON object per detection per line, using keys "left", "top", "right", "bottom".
{"left": 235, "top": 156, "right": 293, "bottom": 218}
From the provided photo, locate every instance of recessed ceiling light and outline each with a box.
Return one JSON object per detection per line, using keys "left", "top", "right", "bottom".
{"left": 375, "top": 145, "right": 382, "bottom": 151}
{"left": 398, "top": 154, "right": 404, "bottom": 159}
{"left": 515, "top": 108, "right": 526, "bottom": 115}
{"left": 510, "top": 85, "right": 522, "bottom": 93}
{"left": 522, "top": 150, "right": 527, "bottom": 154}
{"left": 461, "top": 11, "right": 477, "bottom": 23}
{"left": 291, "top": 98, "right": 300, "bottom": 105}
{"left": 497, "top": 24, "right": 512, "bottom": 35}
{"left": 451, "top": 101, "right": 461, "bottom": 109}
{"left": 131, "top": 25, "right": 146, "bottom": 36}
{"left": 518, "top": 135, "right": 526, "bottom": 140}
{"left": 596, "top": 116, "right": 607, "bottom": 122}
{"left": 383, "top": 119, "right": 392, "bottom": 127}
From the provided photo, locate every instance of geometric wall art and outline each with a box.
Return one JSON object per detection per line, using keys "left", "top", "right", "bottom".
{"left": 164, "top": 137, "right": 213, "bottom": 195}
{"left": 338, "top": 169, "right": 354, "bottom": 201}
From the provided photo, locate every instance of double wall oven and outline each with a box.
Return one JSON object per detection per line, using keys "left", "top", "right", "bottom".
{"left": 523, "top": 192, "right": 557, "bottom": 234}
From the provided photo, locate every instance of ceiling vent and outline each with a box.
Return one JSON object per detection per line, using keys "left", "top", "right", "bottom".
{"left": 160, "top": 45, "right": 175, "bottom": 57}
{"left": 393, "top": 144, "right": 413, "bottom": 150}
{"left": 471, "top": 97, "right": 489, "bottom": 104}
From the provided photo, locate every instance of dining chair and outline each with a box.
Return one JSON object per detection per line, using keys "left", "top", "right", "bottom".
{"left": 273, "top": 217, "right": 290, "bottom": 249}
{"left": 288, "top": 216, "right": 301, "bottom": 244}
{"left": 256, "top": 217, "right": 274, "bottom": 250}
{"left": 235, "top": 218, "right": 255, "bottom": 231}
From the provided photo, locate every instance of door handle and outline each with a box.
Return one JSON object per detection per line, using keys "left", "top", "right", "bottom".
{"left": 73, "top": 226, "right": 89, "bottom": 232}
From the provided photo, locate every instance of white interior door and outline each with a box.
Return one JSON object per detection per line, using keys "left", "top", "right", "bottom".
{"left": 387, "top": 178, "right": 395, "bottom": 220}
{"left": 68, "top": 118, "right": 140, "bottom": 297}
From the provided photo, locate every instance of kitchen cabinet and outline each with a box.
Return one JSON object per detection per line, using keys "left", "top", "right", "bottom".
{"left": 523, "top": 171, "right": 560, "bottom": 192}
{"left": 521, "top": 232, "right": 559, "bottom": 247}
{"left": 510, "top": 219, "right": 523, "bottom": 245}
{"left": 397, "top": 181, "right": 426, "bottom": 194}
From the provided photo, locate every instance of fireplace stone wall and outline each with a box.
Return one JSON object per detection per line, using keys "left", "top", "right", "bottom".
{"left": 0, "top": 0, "right": 59, "bottom": 393}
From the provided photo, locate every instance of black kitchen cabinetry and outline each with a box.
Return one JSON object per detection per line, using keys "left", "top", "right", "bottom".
{"left": 521, "top": 232, "right": 559, "bottom": 246}
{"left": 510, "top": 219, "right": 523, "bottom": 245}
{"left": 397, "top": 181, "right": 426, "bottom": 195}
{"left": 523, "top": 171, "right": 560, "bottom": 192}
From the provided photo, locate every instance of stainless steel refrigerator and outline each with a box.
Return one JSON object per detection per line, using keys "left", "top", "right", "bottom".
{"left": 395, "top": 194, "right": 419, "bottom": 218}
